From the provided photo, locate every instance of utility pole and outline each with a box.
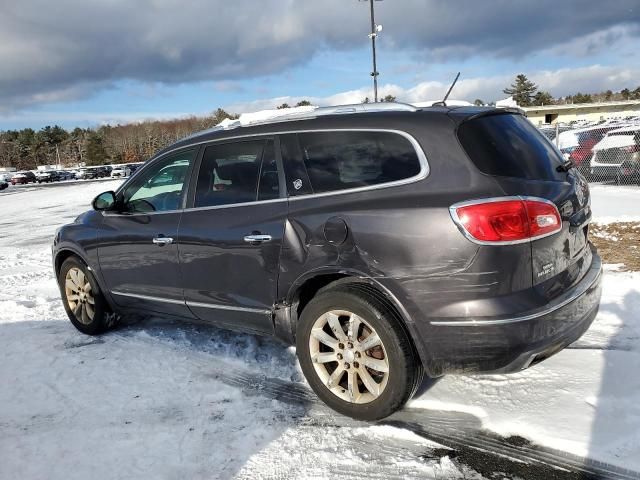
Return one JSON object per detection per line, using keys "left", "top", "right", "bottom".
{"left": 362, "top": 0, "right": 382, "bottom": 102}
{"left": 55, "top": 144, "right": 61, "bottom": 169}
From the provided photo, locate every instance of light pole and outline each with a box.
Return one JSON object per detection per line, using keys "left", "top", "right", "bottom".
{"left": 362, "top": 0, "right": 383, "bottom": 102}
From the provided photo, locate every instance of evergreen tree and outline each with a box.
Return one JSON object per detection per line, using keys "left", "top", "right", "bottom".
{"left": 503, "top": 74, "right": 539, "bottom": 106}
{"left": 473, "top": 99, "right": 484, "bottom": 106}
{"left": 85, "top": 132, "right": 108, "bottom": 165}
{"left": 532, "top": 91, "right": 555, "bottom": 106}
{"left": 295, "top": 100, "right": 312, "bottom": 106}
{"left": 572, "top": 92, "right": 593, "bottom": 104}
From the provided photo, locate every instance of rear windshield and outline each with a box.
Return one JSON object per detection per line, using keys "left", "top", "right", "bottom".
{"left": 458, "top": 113, "right": 565, "bottom": 181}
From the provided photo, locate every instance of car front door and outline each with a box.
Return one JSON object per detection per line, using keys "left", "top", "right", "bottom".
{"left": 178, "top": 137, "right": 287, "bottom": 334}
{"left": 97, "top": 148, "right": 198, "bottom": 317}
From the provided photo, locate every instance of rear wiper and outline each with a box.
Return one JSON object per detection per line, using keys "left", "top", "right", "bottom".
{"left": 556, "top": 159, "right": 575, "bottom": 172}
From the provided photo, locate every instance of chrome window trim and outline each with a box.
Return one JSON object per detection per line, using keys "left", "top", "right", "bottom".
{"left": 449, "top": 195, "right": 563, "bottom": 246}
{"left": 108, "top": 129, "right": 428, "bottom": 216}
{"left": 182, "top": 197, "right": 287, "bottom": 213}
{"left": 283, "top": 129, "right": 429, "bottom": 200}
{"left": 102, "top": 196, "right": 289, "bottom": 216}
{"left": 430, "top": 254, "right": 601, "bottom": 326}
{"left": 110, "top": 290, "right": 272, "bottom": 315}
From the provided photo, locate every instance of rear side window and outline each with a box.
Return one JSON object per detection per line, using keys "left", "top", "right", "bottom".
{"left": 458, "top": 114, "right": 565, "bottom": 181}
{"left": 296, "top": 131, "right": 421, "bottom": 194}
{"left": 194, "top": 140, "right": 271, "bottom": 208}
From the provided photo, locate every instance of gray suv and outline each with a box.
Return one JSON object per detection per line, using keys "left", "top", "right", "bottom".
{"left": 53, "top": 103, "right": 602, "bottom": 420}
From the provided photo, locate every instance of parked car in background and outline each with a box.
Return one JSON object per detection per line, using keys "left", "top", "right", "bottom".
{"left": 591, "top": 126, "right": 640, "bottom": 180}
{"left": 56, "top": 170, "right": 75, "bottom": 181}
{"left": 11, "top": 171, "right": 37, "bottom": 184}
{"left": 557, "top": 125, "right": 617, "bottom": 176}
{"left": 36, "top": 170, "right": 62, "bottom": 183}
{"left": 539, "top": 123, "right": 571, "bottom": 142}
{"left": 110, "top": 166, "right": 131, "bottom": 178}
{"left": 76, "top": 168, "right": 98, "bottom": 180}
{"left": 616, "top": 159, "right": 640, "bottom": 185}
{"left": 128, "top": 163, "right": 144, "bottom": 175}
{"left": 53, "top": 103, "right": 602, "bottom": 420}
{"left": 0, "top": 173, "right": 13, "bottom": 184}
{"left": 95, "top": 166, "right": 111, "bottom": 178}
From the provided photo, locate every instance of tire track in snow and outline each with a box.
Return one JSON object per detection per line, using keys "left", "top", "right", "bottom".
{"left": 111, "top": 326, "right": 640, "bottom": 480}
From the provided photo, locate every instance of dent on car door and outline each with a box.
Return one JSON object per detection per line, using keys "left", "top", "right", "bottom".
{"left": 178, "top": 138, "right": 288, "bottom": 334}
{"left": 97, "top": 148, "right": 198, "bottom": 317}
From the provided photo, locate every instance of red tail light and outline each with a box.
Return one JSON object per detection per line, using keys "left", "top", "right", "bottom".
{"left": 450, "top": 197, "right": 562, "bottom": 244}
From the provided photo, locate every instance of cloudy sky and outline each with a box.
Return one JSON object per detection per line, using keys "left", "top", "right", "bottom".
{"left": 1, "top": 0, "right": 639, "bottom": 129}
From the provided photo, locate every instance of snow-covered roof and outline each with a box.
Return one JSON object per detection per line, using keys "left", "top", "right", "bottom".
{"left": 208, "top": 102, "right": 420, "bottom": 132}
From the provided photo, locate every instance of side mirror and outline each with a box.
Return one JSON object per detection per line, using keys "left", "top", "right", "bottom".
{"left": 92, "top": 191, "right": 116, "bottom": 211}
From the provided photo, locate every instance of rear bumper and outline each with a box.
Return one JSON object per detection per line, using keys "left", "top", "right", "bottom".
{"left": 424, "top": 251, "right": 603, "bottom": 376}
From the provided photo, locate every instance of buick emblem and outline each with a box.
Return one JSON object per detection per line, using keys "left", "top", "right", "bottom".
{"left": 293, "top": 179, "right": 303, "bottom": 190}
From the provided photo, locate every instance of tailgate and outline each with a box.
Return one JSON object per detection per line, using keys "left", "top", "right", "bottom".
{"left": 456, "top": 111, "right": 594, "bottom": 299}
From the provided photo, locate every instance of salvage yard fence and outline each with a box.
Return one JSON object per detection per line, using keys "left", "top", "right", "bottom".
{"left": 539, "top": 119, "right": 640, "bottom": 185}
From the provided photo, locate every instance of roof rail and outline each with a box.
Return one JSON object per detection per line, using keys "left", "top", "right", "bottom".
{"left": 313, "top": 102, "right": 418, "bottom": 116}
{"left": 182, "top": 102, "right": 419, "bottom": 141}
{"left": 223, "top": 101, "right": 418, "bottom": 129}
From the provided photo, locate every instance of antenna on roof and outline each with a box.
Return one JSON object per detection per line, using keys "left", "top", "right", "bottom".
{"left": 432, "top": 72, "right": 460, "bottom": 107}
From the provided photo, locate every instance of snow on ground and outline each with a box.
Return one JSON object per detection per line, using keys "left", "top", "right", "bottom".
{"left": 590, "top": 184, "right": 640, "bottom": 224}
{"left": 411, "top": 270, "right": 640, "bottom": 468}
{"left": 0, "top": 181, "right": 472, "bottom": 480}
{"left": 1, "top": 180, "right": 640, "bottom": 478}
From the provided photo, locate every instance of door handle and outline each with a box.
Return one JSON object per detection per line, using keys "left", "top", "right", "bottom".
{"left": 243, "top": 234, "right": 272, "bottom": 244}
{"left": 152, "top": 237, "right": 174, "bottom": 245}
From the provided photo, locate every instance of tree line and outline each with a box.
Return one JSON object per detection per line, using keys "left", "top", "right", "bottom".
{"left": 0, "top": 108, "right": 237, "bottom": 170}
{"left": 3, "top": 80, "right": 640, "bottom": 169}
{"left": 498, "top": 74, "right": 640, "bottom": 107}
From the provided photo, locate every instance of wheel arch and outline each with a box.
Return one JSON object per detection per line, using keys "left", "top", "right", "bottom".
{"left": 280, "top": 268, "right": 432, "bottom": 373}
{"left": 54, "top": 247, "right": 117, "bottom": 312}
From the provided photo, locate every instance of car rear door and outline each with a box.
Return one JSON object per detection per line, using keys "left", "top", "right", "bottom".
{"left": 456, "top": 112, "right": 593, "bottom": 300}
{"left": 178, "top": 137, "right": 287, "bottom": 334}
{"left": 97, "top": 148, "right": 198, "bottom": 317}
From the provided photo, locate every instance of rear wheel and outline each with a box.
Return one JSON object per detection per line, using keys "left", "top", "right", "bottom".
{"left": 58, "top": 256, "right": 117, "bottom": 335}
{"left": 297, "top": 285, "right": 423, "bottom": 420}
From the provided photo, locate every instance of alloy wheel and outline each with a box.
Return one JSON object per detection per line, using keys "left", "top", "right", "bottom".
{"left": 64, "top": 267, "right": 95, "bottom": 325}
{"left": 308, "top": 309, "right": 389, "bottom": 404}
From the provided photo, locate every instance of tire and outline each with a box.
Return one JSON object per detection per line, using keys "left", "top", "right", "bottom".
{"left": 58, "top": 256, "right": 117, "bottom": 335}
{"left": 296, "top": 284, "right": 423, "bottom": 420}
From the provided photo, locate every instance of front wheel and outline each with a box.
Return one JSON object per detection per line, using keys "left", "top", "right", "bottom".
{"left": 58, "top": 256, "right": 118, "bottom": 335}
{"left": 297, "top": 285, "right": 423, "bottom": 420}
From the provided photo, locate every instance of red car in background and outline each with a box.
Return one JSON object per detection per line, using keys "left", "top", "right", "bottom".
{"left": 10, "top": 171, "right": 37, "bottom": 185}
{"left": 558, "top": 125, "right": 618, "bottom": 176}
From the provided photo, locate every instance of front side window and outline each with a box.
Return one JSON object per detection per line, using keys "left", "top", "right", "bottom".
{"left": 194, "top": 139, "right": 277, "bottom": 208}
{"left": 122, "top": 149, "right": 195, "bottom": 213}
{"left": 295, "top": 131, "right": 422, "bottom": 194}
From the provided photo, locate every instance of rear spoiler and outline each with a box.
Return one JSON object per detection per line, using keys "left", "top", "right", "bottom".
{"left": 447, "top": 106, "right": 525, "bottom": 126}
